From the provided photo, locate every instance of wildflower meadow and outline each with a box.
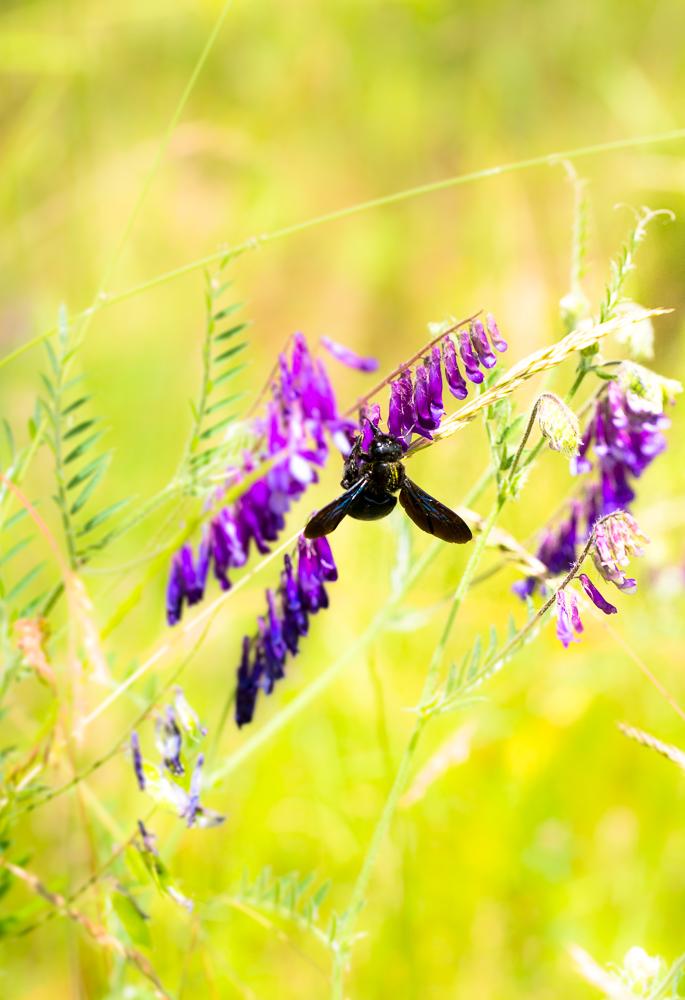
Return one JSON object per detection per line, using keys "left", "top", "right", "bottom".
{"left": 1, "top": 2, "right": 685, "bottom": 997}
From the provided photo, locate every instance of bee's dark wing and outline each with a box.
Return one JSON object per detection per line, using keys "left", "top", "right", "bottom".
{"left": 399, "top": 478, "right": 472, "bottom": 544}
{"left": 304, "top": 477, "right": 369, "bottom": 539}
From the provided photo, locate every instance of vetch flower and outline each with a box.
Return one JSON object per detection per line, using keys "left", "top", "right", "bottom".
{"left": 486, "top": 313, "right": 508, "bottom": 352}
{"left": 458, "top": 329, "right": 484, "bottom": 384}
{"left": 320, "top": 336, "right": 379, "bottom": 372}
{"left": 592, "top": 511, "right": 648, "bottom": 592}
{"left": 442, "top": 337, "right": 468, "bottom": 400}
{"left": 470, "top": 319, "right": 497, "bottom": 369}
{"left": 167, "top": 333, "right": 363, "bottom": 624}
{"left": 577, "top": 573, "right": 617, "bottom": 614}
{"left": 235, "top": 533, "right": 338, "bottom": 727}
{"left": 166, "top": 540, "right": 210, "bottom": 626}
{"left": 555, "top": 589, "right": 583, "bottom": 648}
{"left": 384, "top": 314, "right": 508, "bottom": 447}
{"left": 572, "top": 378, "right": 670, "bottom": 510}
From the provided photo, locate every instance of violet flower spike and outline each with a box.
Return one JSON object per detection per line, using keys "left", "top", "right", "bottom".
{"left": 235, "top": 533, "right": 338, "bottom": 727}
{"left": 320, "top": 336, "right": 379, "bottom": 373}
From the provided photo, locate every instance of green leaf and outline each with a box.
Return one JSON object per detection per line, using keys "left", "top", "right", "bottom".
{"left": 61, "top": 396, "right": 91, "bottom": 417}
{"left": 0, "top": 537, "right": 31, "bottom": 568}
{"left": 66, "top": 453, "right": 110, "bottom": 491}
{"left": 214, "top": 342, "right": 247, "bottom": 365}
{"left": 63, "top": 419, "right": 97, "bottom": 441}
{"left": 77, "top": 498, "right": 131, "bottom": 536}
{"left": 64, "top": 431, "right": 104, "bottom": 465}
{"left": 212, "top": 303, "right": 242, "bottom": 323}
{"left": 212, "top": 363, "right": 247, "bottom": 388}
{"left": 214, "top": 321, "right": 250, "bottom": 343}
{"left": 198, "top": 416, "right": 235, "bottom": 441}
{"left": 69, "top": 461, "right": 109, "bottom": 515}
{"left": 5, "top": 563, "right": 45, "bottom": 604}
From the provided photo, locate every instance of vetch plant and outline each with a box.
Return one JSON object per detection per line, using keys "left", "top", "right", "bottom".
{"left": 0, "top": 112, "right": 683, "bottom": 1000}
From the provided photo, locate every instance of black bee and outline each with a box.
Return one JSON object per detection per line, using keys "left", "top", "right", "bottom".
{"left": 304, "top": 426, "right": 472, "bottom": 543}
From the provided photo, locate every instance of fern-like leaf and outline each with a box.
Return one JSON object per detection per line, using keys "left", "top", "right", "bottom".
{"left": 179, "top": 271, "right": 251, "bottom": 494}
{"left": 40, "top": 307, "right": 129, "bottom": 566}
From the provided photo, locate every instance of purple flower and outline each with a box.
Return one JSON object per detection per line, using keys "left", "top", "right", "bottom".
{"left": 556, "top": 589, "right": 583, "bottom": 648}
{"left": 413, "top": 365, "right": 441, "bottom": 435}
{"left": 515, "top": 503, "right": 581, "bottom": 598}
{"left": 578, "top": 573, "right": 618, "bottom": 615}
{"left": 442, "top": 337, "right": 468, "bottom": 400}
{"left": 131, "top": 732, "right": 145, "bottom": 791}
{"left": 236, "top": 636, "right": 259, "bottom": 727}
{"left": 592, "top": 511, "right": 648, "bottom": 592}
{"left": 486, "top": 313, "right": 508, "bottom": 352}
{"left": 458, "top": 330, "right": 484, "bottom": 384}
{"left": 388, "top": 371, "right": 416, "bottom": 445}
{"left": 360, "top": 404, "right": 382, "bottom": 450}
{"left": 235, "top": 534, "right": 338, "bottom": 727}
{"left": 166, "top": 540, "right": 210, "bottom": 625}
{"left": 515, "top": 371, "right": 669, "bottom": 602}
{"left": 470, "top": 319, "right": 497, "bottom": 369}
{"left": 320, "top": 336, "right": 379, "bottom": 372}
{"left": 378, "top": 315, "right": 507, "bottom": 449}
{"left": 573, "top": 380, "right": 669, "bottom": 512}
{"left": 167, "top": 334, "right": 360, "bottom": 624}
{"left": 427, "top": 348, "right": 445, "bottom": 423}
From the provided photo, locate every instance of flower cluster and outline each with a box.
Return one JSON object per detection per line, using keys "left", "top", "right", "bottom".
{"left": 553, "top": 512, "right": 647, "bottom": 648}
{"left": 236, "top": 535, "right": 337, "bottom": 727}
{"left": 386, "top": 315, "right": 507, "bottom": 445}
{"left": 515, "top": 364, "right": 679, "bottom": 609}
{"left": 166, "top": 334, "right": 360, "bottom": 625}
{"left": 130, "top": 688, "right": 224, "bottom": 829}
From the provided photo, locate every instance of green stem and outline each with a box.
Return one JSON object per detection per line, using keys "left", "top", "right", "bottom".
{"left": 331, "top": 499, "right": 503, "bottom": 996}
{"left": 4, "top": 127, "right": 685, "bottom": 372}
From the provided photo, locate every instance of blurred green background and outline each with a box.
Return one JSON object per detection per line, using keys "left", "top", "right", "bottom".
{"left": 1, "top": 0, "right": 685, "bottom": 997}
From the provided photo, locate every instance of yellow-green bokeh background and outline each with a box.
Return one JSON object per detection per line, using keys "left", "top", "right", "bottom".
{"left": 2, "top": 1, "right": 685, "bottom": 997}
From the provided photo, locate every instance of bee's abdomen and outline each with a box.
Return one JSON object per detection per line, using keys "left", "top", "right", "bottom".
{"left": 375, "top": 461, "right": 405, "bottom": 493}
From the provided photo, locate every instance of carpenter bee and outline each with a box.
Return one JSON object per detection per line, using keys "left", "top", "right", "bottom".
{"left": 304, "top": 426, "right": 472, "bottom": 543}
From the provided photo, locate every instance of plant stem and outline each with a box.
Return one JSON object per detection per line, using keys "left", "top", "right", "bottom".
{"left": 4, "top": 128, "right": 685, "bottom": 373}
{"left": 330, "top": 499, "right": 503, "bottom": 997}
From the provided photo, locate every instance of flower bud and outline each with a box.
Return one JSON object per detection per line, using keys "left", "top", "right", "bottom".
{"left": 536, "top": 393, "right": 581, "bottom": 458}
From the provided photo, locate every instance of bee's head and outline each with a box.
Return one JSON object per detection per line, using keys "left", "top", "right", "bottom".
{"left": 368, "top": 433, "right": 403, "bottom": 462}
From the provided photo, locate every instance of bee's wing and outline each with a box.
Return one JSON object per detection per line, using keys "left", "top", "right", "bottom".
{"left": 399, "top": 478, "right": 472, "bottom": 544}
{"left": 304, "top": 477, "right": 369, "bottom": 539}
